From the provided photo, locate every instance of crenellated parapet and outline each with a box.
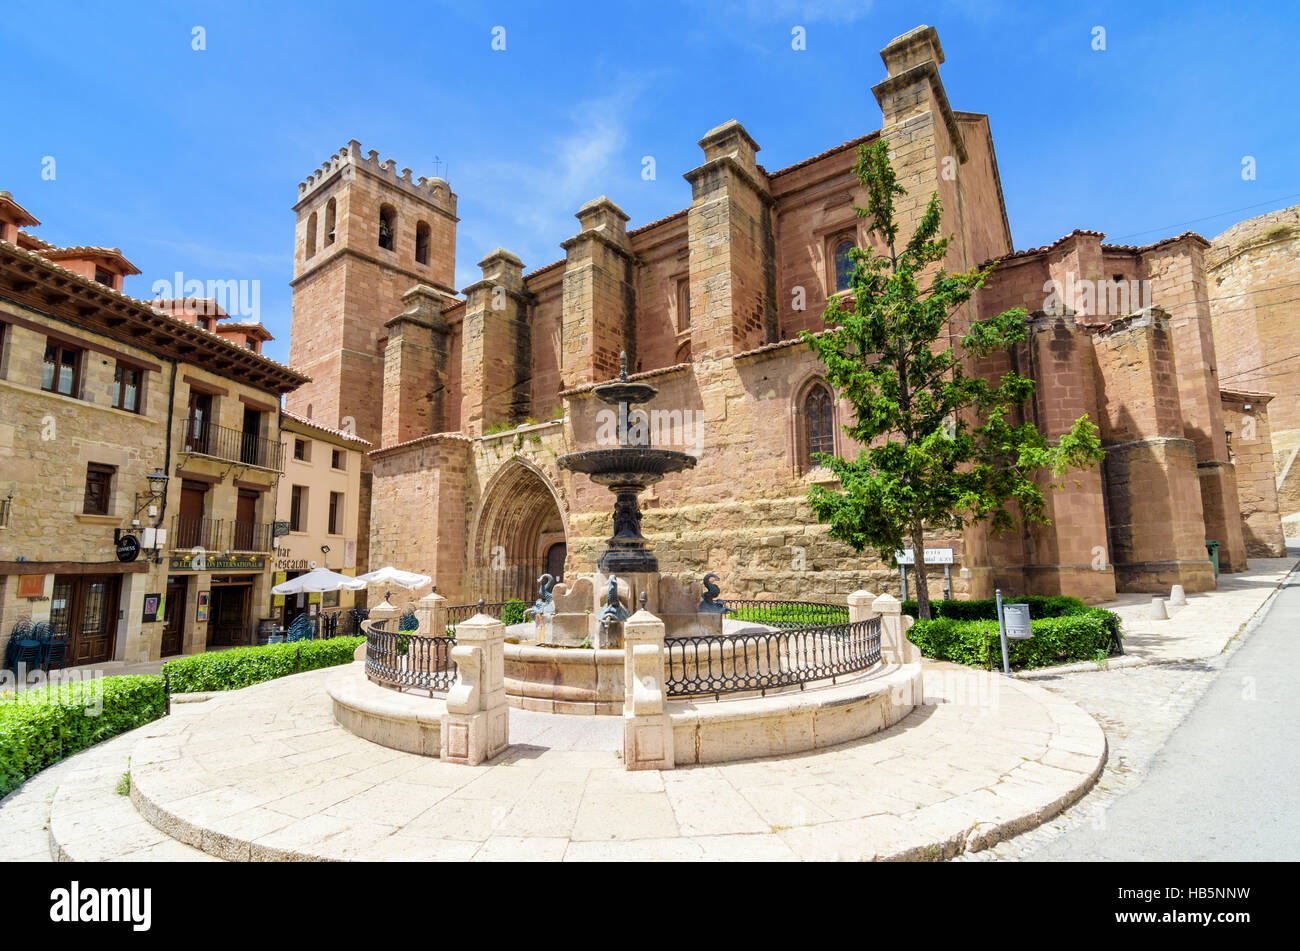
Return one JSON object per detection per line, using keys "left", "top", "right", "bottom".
{"left": 296, "top": 139, "right": 457, "bottom": 217}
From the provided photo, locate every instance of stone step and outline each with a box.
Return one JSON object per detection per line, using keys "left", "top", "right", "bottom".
{"left": 44, "top": 715, "right": 219, "bottom": 862}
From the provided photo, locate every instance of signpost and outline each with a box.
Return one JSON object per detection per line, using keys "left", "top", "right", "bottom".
{"left": 894, "top": 548, "right": 955, "bottom": 602}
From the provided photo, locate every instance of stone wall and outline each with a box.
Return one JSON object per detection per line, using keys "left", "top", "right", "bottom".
{"left": 1208, "top": 204, "right": 1300, "bottom": 527}
{"left": 1221, "top": 390, "right": 1286, "bottom": 556}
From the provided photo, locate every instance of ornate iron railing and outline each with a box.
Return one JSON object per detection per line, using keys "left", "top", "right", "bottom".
{"left": 228, "top": 520, "right": 274, "bottom": 552}
{"left": 363, "top": 616, "right": 456, "bottom": 694}
{"left": 666, "top": 608, "right": 881, "bottom": 699}
{"left": 723, "top": 599, "right": 850, "bottom": 628}
{"left": 446, "top": 601, "right": 516, "bottom": 627}
{"left": 183, "top": 416, "right": 284, "bottom": 471}
{"left": 170, "top": 514, "right": 222, "bottom": 550}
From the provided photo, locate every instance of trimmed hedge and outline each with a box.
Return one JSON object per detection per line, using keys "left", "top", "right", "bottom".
{"left": 728, "top": 604, "right": 850, "bottom": 627}
{"left": 0, "top": 675, "right": 165, "bottom": 797}
{"left": 908, "top": 607, "right": 1122, "bottom": 670}
{"left": 902, "top": 595, "right": 1090, "bottom": 621}
{"left": 160, "top": 636, "right": 364, "bottom": 693}
{"left": 502, "top": 599, "right": 530, "bottom": 626}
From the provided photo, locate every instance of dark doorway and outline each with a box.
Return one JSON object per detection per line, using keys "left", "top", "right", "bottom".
{"left": 51, "top": 574, "right": 121, "bottom": 666}
{"left": 187, "top": 391, "right": 212, "bottom": 455}
{"left": 161, "top": 578, "right": 187, "bottom": 657}
{"left": 546, "top": 542, "right": 567, "bottom": 583}
{"left": 241, "top": 407, "right": 262, "bottom": 465}
{"left": 207, "top": 584, "right": 251, "bottom": 647}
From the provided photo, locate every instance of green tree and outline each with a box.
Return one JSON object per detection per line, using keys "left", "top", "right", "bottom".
{"left": 801, "top": 140, "right": 1103, "bottom": 620}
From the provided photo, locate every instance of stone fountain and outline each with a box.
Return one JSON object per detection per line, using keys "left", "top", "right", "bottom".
{"left": 540, "top": 353, "right": 720, "bottom": 648}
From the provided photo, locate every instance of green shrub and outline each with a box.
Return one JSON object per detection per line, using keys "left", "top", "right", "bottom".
{"left": 502, "top": 599, "right": 530, "bottom": 626}
{"left": 908, "top": 607, "right": 1121, "bottom": 670}
{"left": 727, "top": 603, "right": 850, "bottom": 627}
{"left": 902, "top": 595, "right": 1090, "bottom": 621}
{"left": 161, "top": 636, "right": 363, "bottom": 693}
{"left": 0, "top": 675, "right": 165, "bottom": 797}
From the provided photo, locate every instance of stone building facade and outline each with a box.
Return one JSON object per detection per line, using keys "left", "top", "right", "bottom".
{"left": 0, "top": 192, "right": 307, "bottom": 664}
{"left": 286, "top": 26, "right": 1286, "bottom": 607}
{"left": 1207, "top": 204, "right": 1300, "bottom": 540}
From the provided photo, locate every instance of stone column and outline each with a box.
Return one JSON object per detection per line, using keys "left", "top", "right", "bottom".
{"left": 381, "top": 284, "right": 455, "bottom": 448}
{"left": 621, "top": 606, "right": 674, "bottom": 771}
{"left": 441, "top": 610, "right": 509, "bottom": 765}
{"left": 560, "top": 196, "right": 634, "bottom": 388}
{"left": 1089, "top": 309, "right": 1216, "bottom": 592}
{"left": 683, "top": 120, "right": 777, "bottom": 360}
{"left": 461, "top": 249, "right": 531, "bottom": 436}
{"left": 414, "top": 587, "right": 448, "bottom": 635}
{"left": 1023, "top": 312, "right": 1114, "bottom": 601}
{"left": 871, "top": 592, "right": 921, "bottom": 665}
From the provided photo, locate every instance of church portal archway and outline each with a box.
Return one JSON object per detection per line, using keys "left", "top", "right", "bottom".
{"left": 471, "top": 460, "right": 567, "bottom": 603}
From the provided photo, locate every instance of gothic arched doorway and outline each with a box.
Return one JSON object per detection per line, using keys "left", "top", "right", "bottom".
{"left": 471, "top": 461, "right": 567, "bottom": 603}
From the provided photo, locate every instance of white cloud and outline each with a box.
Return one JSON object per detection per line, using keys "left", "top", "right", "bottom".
{"left": 450, "top": 87, "right": 639, "bottom": 287}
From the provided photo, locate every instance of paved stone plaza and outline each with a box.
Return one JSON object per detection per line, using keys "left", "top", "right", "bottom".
{"left": 0, "top": 660, "right": 1103, "bottom": 862}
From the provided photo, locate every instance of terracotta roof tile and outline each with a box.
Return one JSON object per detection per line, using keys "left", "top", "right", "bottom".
{"left": 280, "top": 409, "right": 372, "bottom": 446}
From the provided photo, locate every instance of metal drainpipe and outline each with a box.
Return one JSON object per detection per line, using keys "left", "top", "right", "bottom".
{"left": 156, "top": 359, "right": 179, "bottom": 554}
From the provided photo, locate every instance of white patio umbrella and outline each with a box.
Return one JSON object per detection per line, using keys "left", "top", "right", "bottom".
{"left": 354, "top": 566, "right": 432, "bottom": 589}
{"left": 271, "top": 567, "right": 368, "bottom": 595}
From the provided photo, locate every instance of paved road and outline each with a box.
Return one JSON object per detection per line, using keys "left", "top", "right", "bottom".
{"left": 1029, "top": 572, "right": 1300, "bottom": 861}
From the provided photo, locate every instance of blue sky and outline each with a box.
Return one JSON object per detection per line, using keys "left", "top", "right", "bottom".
{"left": 3, "top": 0, "right": 1297, "bottom": 366}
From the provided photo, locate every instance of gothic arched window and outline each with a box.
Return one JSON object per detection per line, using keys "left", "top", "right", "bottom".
{"left": 804, "top": 383, "right": 835, "bottom": 467}
{"left": 305, "top": 212, "right": 317, "bottom": 259}
{"left": 833, "top": 238, "right": 855, "bottom": 293}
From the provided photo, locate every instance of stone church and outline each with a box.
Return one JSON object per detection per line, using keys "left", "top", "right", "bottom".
{"left": 284, "top": 25, "right": 1287, "bottom": 606}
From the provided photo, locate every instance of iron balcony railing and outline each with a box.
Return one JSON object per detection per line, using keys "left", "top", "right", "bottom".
{"left": 183, "top": 416, "right": 284, "bottom": 471}
{"left": 170, "top": 514, "right": 222, "bottom": 550}
{"left": 665, "top": 600, "right": 881, "bottom": 699}
{"left": 362, "top": 616, "right": 457, "bottom": 695}
{"left": 228, "top": 520, "right": 274, "bottom": 553}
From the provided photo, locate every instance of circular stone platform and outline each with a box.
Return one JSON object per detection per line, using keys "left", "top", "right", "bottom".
{"left": 123, "top": 661, "right": 1107, "bottom": 861}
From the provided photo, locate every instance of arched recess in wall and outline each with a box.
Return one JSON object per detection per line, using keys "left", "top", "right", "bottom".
{"left": 469, "top": 458, "right": 568, "bottom": 603}
{"left": 324, "top": 198, "right": 337, "bottom": 246}
{"left": 305, "top": 212, "right": 317, "bottom": 259}
{"left": 378, "top": 203, "right": 397, "bottom": 252}
{"left": 791, "top": 374, "right": 839, "bottom": 474}
{"left": 415, "top": 221, "right": 431, "bottom": 265}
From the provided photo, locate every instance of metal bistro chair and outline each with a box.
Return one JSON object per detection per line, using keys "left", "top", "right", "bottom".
{"left": 38, "top": 620, "right": 69, "bottom": 673}
{"left": 6, "top": 619, "right": 45, "bottom": 676}
{"left": 3, "top": 618, "right": 34, "bottom": 674}
{"left": 286, "top": 613, "right": 315, "bottom": 643}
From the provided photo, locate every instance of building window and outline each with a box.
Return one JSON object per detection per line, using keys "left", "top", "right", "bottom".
{"left": 833, "top": 237, "right": 856, "bottom": 293}
{"left": 83, "top": 463, "right": 115, "bottom": 515}
{"left": 186, "top": 391, "right": 213, "bottom": 454}
{"left": 378, "top": 204, "right": 396, "bottom": 252}
{"left": 803, "top": 383, "right": 836, "bottom": 467}
{"left": 306, "top": 211, "right": 318, "bottom": 259}
{"left": 41, "top": 341, "right": 82, "bottom": 397}
{"left": 290, "top": 485, "right": 307, "bottom": 532}
{"left": 293, "top": 438, "right": 309, "bottom": 462}
{"left": 112, "top": 363, "right": 143, "bottom": 413}
{"left": 328, "top": 492, "right": 343, "bottom": 535}
{"left": 94, "top": 267, "right": 114, "bottom": 287}
{"left": 675, "top": 277, "right": 691, "bottom": 332}
{"left": 324, "top": 199, "right": 337, "bottom": 246}
{"left": 415, "top": 221, "right": 430, "bottom": 265}
{"left": 331, "top": 448, "right": 345, "bottom": 470}
{"left": 198, "top": 316, "right": 213, "bottom": 332}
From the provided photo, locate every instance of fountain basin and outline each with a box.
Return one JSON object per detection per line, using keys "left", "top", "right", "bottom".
{"left": 557, "top": 447, "right": 697, "bottom": 486}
